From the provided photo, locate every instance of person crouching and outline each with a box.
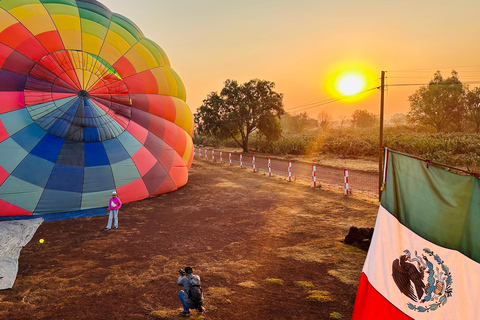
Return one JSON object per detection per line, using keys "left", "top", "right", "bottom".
{"left": 177, "top": 266, "right": 205, "bottom": 317}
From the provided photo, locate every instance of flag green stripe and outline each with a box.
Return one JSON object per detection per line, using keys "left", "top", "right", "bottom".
{"left": 381, "top": 151, "right": 480, "bottom": 263}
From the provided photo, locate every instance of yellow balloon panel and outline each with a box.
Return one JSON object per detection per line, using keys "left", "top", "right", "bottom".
{"left": 0, "top": 9, "right": 18, "bottom": 32}
{"left": 8, "top": 3, "right": 46, "bottom": 20}
{"left": 101, "top": 30, "right": 133, "bottom": 63}
{"left": 132, "top": 42, "right": 160, "bottom": 70}
{"left": 108, "top": 21, "right": 138, "bottom": 47}
{"left": 43, "top": 3, "right": 79, "bottom": 23}
{"left": 182, "top": 132, "right": 193, "bottom": 164}
{"left": 150, "top": 68, "right": 172, "bottom": 96}
{"left": 162, "top": 67, "right": 186, "bottom": 101}
{"left": 52, "top": 14, "right": 81, "bottom": 32}
{"left": 82, "top": 32, "right": 104, "bottom": 56}
{"left": 97, "top": 41, "right": 123, "bottom": 66}
{"left": 58, "top": 29, "right": 82, "bottom": 50}
{"left": 140, "top": 39, "right": 169, "bottom": 67}
{"left": 172, "top": 98, "right": 194, "bottom": 136}
{"left": 122, "top": 45, "right": 152, "bottom": 74}
{"left": 18, "top": 14, "right": 57, "bottom": 35}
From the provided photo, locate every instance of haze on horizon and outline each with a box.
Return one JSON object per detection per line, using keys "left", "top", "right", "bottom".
{"left": 101, "top": 0, "right": 480, "bottom": 120}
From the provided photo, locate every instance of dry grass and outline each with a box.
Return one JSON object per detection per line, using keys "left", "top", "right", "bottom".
{"left": 265, "top": 278, "right": 284, "bottom": 284}
{"left": 200, "top": 259, "right": 262, "bottom": 278}
{"left": 206, "top": 287, "right": 232, "bottom": 305}
{"left": 330, "top": 311, "right": 344, "bottom": 319}
{"left": 150, "top": 309, "right": 206, "bottom": 319}
{"left": 297, "top": 155, "right": 378, "bottom": 172}
{"left": 306, "top": 290, "right": 333, "bottom": 302}
{"left": 295, "top": 281, "right": 315, "bottom": 289}
{"left": 149, "top": 309, "right": 178, "bottom": 318}
{"left": 278, "top": 240, "right": 367, "bottom": 287}
{"left": 238, "top": 280, "right": 257, "bottom": 288}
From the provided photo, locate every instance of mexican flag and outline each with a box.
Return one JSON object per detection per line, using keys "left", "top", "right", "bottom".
{"left": 352, "top": 150, "right": 480, "bottom": 319}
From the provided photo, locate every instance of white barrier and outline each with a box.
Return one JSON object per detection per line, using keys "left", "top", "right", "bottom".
{"left": 193, "top": 147, "right": 366, "bottom": 196}
{"left": 344, "top": 168, "right": 349, "bottom": 195}
{"left": 268, "top": 158, "right": 271, "bottom": 177}
{"left": 288, "top": 161, "right": 292, "bottom": 181}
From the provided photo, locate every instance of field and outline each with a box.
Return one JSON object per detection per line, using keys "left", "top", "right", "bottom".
{"left": 0, "top": 160, "right": 379, "bottom": 320}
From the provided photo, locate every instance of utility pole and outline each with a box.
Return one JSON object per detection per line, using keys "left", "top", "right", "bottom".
{"left": 378, "top": 71, "right": 386, "bottom": 202}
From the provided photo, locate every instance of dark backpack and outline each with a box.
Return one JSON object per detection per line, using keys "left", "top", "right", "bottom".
{"left": 187, "top": 275, "right": 203, "bottom": 306}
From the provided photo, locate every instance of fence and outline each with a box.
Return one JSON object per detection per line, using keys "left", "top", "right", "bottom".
{"left": 194, "top": 147, "right": 379, "bottom": 198}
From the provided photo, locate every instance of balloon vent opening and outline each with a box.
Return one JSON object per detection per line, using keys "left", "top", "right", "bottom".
{"left": 78, "top": 90, "right": 90, "bottom": 100}
{"left": 24, "top": 50, "right": 132, "bottom": 142}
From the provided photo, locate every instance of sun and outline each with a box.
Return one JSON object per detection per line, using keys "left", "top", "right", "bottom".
{"left": 323, "top": 63, "right": 377, "bottom": 104}
{"left": 335, "top": 73, "right": 366, "bottom": 96}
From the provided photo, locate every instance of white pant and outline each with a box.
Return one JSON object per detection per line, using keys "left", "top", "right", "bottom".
{"left": 106, "top": 210, "right": 119, "bottom": 229}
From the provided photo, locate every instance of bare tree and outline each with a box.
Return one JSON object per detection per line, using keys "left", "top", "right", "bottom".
{"left": 317, "top": 111, "right": 332, "bottom": 132}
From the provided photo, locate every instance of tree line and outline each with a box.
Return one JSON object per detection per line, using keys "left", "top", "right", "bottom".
{"left": 408, "top": 70, "right": 480, "bottom": 133}
{"left": 194, "top": 71, "right": 480, "bottom": 153}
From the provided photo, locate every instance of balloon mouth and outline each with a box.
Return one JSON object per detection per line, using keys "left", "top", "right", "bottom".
{"left": 24, "top": 50, "right": 132, "bottom": 142}
{"left": 77, "top": 90, "right": 90, "bottom": 100}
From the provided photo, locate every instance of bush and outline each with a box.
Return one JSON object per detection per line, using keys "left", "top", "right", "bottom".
{"left": 194, "top": 128, "right": 480, "bottom": 169}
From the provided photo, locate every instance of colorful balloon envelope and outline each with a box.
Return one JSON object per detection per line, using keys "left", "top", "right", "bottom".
{"left": 0, "top": 0, "right": 194, "bottom": 217}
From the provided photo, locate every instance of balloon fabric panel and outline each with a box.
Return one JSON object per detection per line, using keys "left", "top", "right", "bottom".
{"left": 0, "top": 0, "right": 193, "bottom": 217}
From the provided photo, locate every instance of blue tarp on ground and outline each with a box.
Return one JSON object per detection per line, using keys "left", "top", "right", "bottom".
{"left": 0, "top": 207, "right": 107, "bottom": 222}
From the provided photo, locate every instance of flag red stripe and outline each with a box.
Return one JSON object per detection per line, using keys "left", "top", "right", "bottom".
{"left": 352, "top": 273, "right": 413, "bottom": 320}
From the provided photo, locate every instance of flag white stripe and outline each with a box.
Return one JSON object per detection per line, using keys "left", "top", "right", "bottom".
{"left": 363, "top": 206, "right": 480, "bottom": 319}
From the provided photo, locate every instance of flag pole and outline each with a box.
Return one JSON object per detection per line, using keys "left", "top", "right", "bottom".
{"left": 378, "top": 71, "right": 386, "bottom": 202}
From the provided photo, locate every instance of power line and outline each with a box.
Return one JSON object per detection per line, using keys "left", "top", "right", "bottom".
{"left": 388, "top": 65, "right": 480, "bottom": 73}
{"left": 387, "top": 80, "right": 480, "bottom": 87}
{"left": 285, "top": 87, "right": 379, "bottom": 113}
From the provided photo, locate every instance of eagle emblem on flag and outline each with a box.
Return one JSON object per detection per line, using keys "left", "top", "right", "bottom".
{"left": 392, "top": 248, "right": 453, "bottom": 313}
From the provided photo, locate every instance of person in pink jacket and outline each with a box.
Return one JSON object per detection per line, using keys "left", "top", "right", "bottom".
{"left": 106, "top": 191, "right": 122, "bottom": 230}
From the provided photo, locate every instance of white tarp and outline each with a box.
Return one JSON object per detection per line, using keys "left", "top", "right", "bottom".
{"left": 0, "top": 218, "right": 43, "bottom": 289}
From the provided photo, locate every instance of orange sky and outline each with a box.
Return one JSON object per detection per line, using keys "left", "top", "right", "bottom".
{"left": 102, "top": 0, "right": 480, "bottom": 119}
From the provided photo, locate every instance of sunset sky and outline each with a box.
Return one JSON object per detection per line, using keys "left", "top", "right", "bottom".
{"left": 101, "top": 0, "right": 480, "bottom": 119}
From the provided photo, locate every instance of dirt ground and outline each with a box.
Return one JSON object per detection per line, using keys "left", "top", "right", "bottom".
{"left": 0, "top": 159, "right": 379, "bottom": 320}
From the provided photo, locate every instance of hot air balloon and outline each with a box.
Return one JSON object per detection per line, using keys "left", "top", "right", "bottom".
{"left": 0, "top": 0, "right": 194, "bottom": 217}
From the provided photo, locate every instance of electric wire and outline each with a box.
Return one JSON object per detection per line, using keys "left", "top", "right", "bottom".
{"left": 285, "top": 87, "right": 379, "bottom": 113}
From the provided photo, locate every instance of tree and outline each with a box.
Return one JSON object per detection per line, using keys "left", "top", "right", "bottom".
{"left": 338, "top": 115, "right": 348, "bottom": 128}
{"left": 317, "top": 111, "right": 332, "bottom": 132}
{"left": 281, "top": 112, "right": 318, "bottom": 134}
{"left": 389, "top": 113, "right": 407, "bottom": 126}
{"left": 351, "top": 109, "right": 377, "bottom": 128}
{"left": 194, "top": 79, "right": 284, "bottom": 152}
{"left": 466, "top": 87, "right": 480, "bottom": 133}
{"left": 408, "top": 70, "right": 466, "bottom": 132}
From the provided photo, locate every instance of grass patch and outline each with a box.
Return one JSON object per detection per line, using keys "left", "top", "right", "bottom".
{"left": 201, "top": 260, "right": 262, "bottom": 277}
{"left": 265, "top": 278, "right": 284, "bottom": 284}
{"left": 149, "top": 310, "right": 176, "bottom": 318}
{"left": 238, "top": 280, "right": 257, "bottom": 288}
{"left": 330, "top": 312, "right": 344, "bottom": 319}
{"left": 206, "top": 287, "right": 232, "bottom": 305}
{"left": 328, "top": 268, "right": 360, "bottom": 287}
{"left": 295, "top": 281, "right": 315, "bottom": 289}
{"left": 306, "top": 290, "right": 332, "bottom": 302}
{"left": 278, "top": 241, "right": 367, "bottom": 287}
